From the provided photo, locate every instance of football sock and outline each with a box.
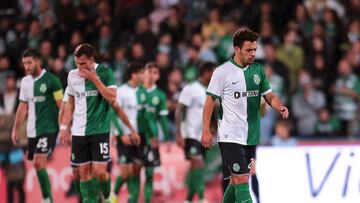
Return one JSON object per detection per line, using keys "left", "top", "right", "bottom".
{"left": 100, "top": 177, "right": 111, "bottom": 199}
{"left": 36, "top": 169, "right": 52, "bottom": 201}
{"left": 114, "top": 175, "right": 125, "bottom": 194}
{"left": 193, "top": 168, "right": 205, "bottom": 199}
{"left": 145, "top": 168, "right": 154, "bottom": 203}
{"left": 222, "top": 184, "right": 235, "bottom": 203}
{"left": 235, "top": 184, "right": 252, "bottom": 203}
{"left": 251, "top": 175, "right": 260, "bottom": 203}
{"left": 128, "top": 176, "right": 140, "bottom": 203}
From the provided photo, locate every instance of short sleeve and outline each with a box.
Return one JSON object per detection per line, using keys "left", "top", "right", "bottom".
{"left": 206, "top": 68, "right": 224, "bottom": 99}
{"left": 19, "top": 79, "right": 28, "bottom": 102}
{"left": 104, "top": 68, "right": 116, "bottom": 88}
{"left": 260, "top": 65, "right": 272, "bottom": 96}
{"left": 52, "top": 75, "right": 63, "bottom": 101}
{"left": 178, "top": 85, "right": 193, "bottom": 107}
{"left": 62, "top": 87, "right": 69, "bottom": 103}
{"left": 67, "top": 73, "right": 75, "bottom": 96}
{"left": 115, "top": 88, "right": 123, "bottom": 106}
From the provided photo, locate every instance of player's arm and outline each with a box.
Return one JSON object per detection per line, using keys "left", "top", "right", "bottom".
{"left": 263, "top": 92, "right": 289, "bottom": 119}
{"left": 110, "top": 109, "right": 124, "bottom": 136}
{"left": 175, "top": 103, "right": 186, "bottom": 147}
{"left": 111, "top": 102, "right": 140, "bottom": 145}
{"left": 11, "top": 101, "right": 28, "bottom": 145}
{"left": 147, "top": 107, "right": 158, "bottom": 140}
{"left": 59, "top": 95, "right": 75, "bottom": 145}
{"left": 202, "top": 95, "right": 216, "bottom": 148}
{"left": 158, "top": 94, "right": 171, "bottom": 141}
{"left": 79, "top": 67, "right": 116, "bottom": 104}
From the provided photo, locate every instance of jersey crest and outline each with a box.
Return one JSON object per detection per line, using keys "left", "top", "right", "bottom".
{"left": 40, "top": 83, "right": 47, "bottom": 93}
{"left": 152, "top": 96, "right": 159, "bottom": 105}
{"left": 253, "top": 74, "right": 260, "bottom": 85}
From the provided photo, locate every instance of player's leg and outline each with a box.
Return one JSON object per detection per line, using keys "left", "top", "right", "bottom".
{"left": 128, "top": 161, "right": 141, "bottom": 203}
{"left": 143, "top": 145, "right": 161, "bottom": 203}
{"left": 250, "top": 152, "right": 260, "bottom": 203}
{"left": 91, "top": 133, "right": 112, "bottom": 202}
{"left": 184, "top": 139, "right": 205, "bottom": 202}
{"left": 31, "top": 134, "right": 56, "bottom": 202}
{"left": 114, "top": 138, "right": 132, "bottom": 196}
{"left": 223, "top": 143, "right": 254, "bottom": 203}
{"left": 71, "top": 135, "right": 95, "bottom": 202}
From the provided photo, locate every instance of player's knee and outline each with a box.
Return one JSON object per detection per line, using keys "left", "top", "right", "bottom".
{"left": 232, "top": 175, "right": 249, "bottom": 185}
{"left": 72, "top": 169, "right": 80, "bottom": 180}
{"left": 93, "top": 169, "right": 108, "bottom": 181}
{"left": 33, "top": 156, "right": 46, "bottom": 170}
{"left": 78, "top": 165, "right": 92, "bottom": 181}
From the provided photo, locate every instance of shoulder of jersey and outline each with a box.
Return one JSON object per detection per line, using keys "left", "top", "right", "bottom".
{"left": 44, "top": 71, "right": 59, "bottom": 79}
{"left": 68, "top": 69, "right": 79, "bottom": 76}
{"left": 21, "top": 75, "right": 32, "bottom": 84}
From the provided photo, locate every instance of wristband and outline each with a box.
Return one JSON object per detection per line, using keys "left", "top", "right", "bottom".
{"left": 60, "top": 124, "right": 67, "bottom": 130}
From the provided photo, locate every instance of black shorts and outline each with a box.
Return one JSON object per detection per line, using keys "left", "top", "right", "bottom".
{"left": 116, "top": 137, "right": 142, "bottom": 164}
{"left": 219, "top": 142, "right": 256, "bottom": 178}
{"left": 142, "top": 144, "right": 161, "bottom": 167}
{"left": 27, "top": 133, "right": 58, "bottom": 161}
{"left": 184, "top": 138, "right": 205, "bottom": 160}
{"left": 71, "top": 133, "right": 110, "bottom": 166}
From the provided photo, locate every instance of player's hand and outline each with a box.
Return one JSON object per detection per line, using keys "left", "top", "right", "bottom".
{"left": 79, "top": 68, "right": 98, "bottom": 82}
{"left": 176, "top": 134, "right": 185, "bottom": 148}
{"left": 130, "top": 130, "right": 141, "bottom": 146}
{"left": 150, "top": 138, "right": 159, "bottom": 149}
{"left": 201, "top": 128, "right": 213, "bottom": 149}
{"left": 11, "top": 129, "right": 19, "bottom": 146}
{"left": 121, "top": 135, "right": 132, "bottom": 145}
{"left": 59, "top": 129, "right": 71, "bottom": 146}
{"left": 278, "top": 106, "right": 289, "bottom": 119}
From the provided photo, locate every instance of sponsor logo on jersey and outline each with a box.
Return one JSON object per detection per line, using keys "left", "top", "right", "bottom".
{"left": 140, "top": 93, "right": 146, "bottom": 102}
{"left": 234, "top": 90, "right": 259, "bottom": 98}
{"left": 75, "top": 90, "right": 99, "bottom": 98}
{"left": 253, "top": 74, "right": 260, "bottom": 85}
{"left": 33, "top": 96, "right": 46, "bottom": 102}
{"left": 233, "top": 163, "right": 240, "bottom": 172}
{"left": 40, "top": 84, "right": 47, "bottom": 93}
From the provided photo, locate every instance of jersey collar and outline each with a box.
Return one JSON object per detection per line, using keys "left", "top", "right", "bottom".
{"left": 34, "top": 69, "right": 46, "bottom": 81}
{"left": 230, "top": 58, "right": 249, "bottom": 70}
{"left": 94, "top": 63, "right": 99, "bottom": 70}
{"left": 147, "top": 84, "right": 157, "bottom": 92}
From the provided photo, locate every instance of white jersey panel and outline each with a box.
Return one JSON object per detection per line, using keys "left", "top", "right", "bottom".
{"left": 20, "top": 76, "right": 36, "bottom": 138}
{"left": 68, "top": 70, "right": 87, "bottom": 136}
{"left": 178, "top": 81, "right": 206, "bottom": 141}
{"left": 116, "top": 84, "right": 138, "bottom": 135}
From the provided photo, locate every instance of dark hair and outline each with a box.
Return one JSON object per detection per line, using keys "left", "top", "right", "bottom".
{"left": 74, "top": 43, "right": 97, "bottom": 58}
{"left": 199, "top": 61, "right": 216, "bottom": 76}
{"left": 125, "top": 62, "right": 144, "bottom": 81}
{"left": 233, "top": 28, "right": 259, "bottom": 48}
{"left": 22, "top": 48, "right": 41, "bottom": 59}
{"left": 145, "top": 62, "right": 159, "bottom": 70}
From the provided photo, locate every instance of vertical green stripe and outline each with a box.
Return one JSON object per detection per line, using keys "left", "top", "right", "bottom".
{"left": 244, "top": 66, "right": 261, "bottom": 145}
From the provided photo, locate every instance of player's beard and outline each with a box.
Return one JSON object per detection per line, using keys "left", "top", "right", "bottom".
{"left": 26, "top": 65, "right": 37, "bottom": 75}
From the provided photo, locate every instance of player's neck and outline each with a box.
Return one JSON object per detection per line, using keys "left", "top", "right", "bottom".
{"left": 233, "top": 55, "right": 247, "bottom": 67}
{"left": 145, "top": 82, "right": 155, "bottom": 89}
{"left": 127, "top": 79, "right": 138, "bottom": 88}
{"left": 32, "top": 67, "right": 42, "bottom": 78}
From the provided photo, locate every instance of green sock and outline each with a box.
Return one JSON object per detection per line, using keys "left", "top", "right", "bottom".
{"left": 73, "top": 179, "right": 82, "bottom": 199}
{"left": 114, "top": 176, "right": 124, "bottom": 194}
{"left": 193, "top": 168, "right": 205, "bottom": 199}
{"left": 235, "top": 184, "right": 252, "bottom": 203}
{"left": 223, "top": 184, "right": 235, "bottom": 203}
{"left": 90, "top": 178, "right": 100, "bottom": 202}
{"left": 145, "top": 168, "right": 154, "bottom": 203}
{"left": 36, "top": 169, "right": 52, "bottom": 200}
{"left": 128, "top": 176, "right": 140, "bottom": 203}
{"left": 80, "top": 179, "right": 93, "bottom": 203}
{"left": 100, "top": 177, "right": 111, "bottom": 199}
{"left": 186, "top": 170, "right": 195, "bottom": 201}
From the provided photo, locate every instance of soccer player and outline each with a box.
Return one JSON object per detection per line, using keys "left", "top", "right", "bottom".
{"left": 175, "top": 61, "right": 216, "bottom": 203}
{"left": 112, "top": 62, "right": 147, "bottom": 203}
{"left": 202, "top": 28, "right": 289, "bottom": 203}
{"left": 12, "top": 49, "right": 64, "bottom": 203}
{"left": 142, "top": 62, "right": 171, "bottom": 203}
{"left": 59, "top": 43, "right": 139, "bottom": 203}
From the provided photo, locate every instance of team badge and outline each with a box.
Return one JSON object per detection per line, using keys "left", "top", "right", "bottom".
{"left": 190, "top": 146, "right": 198, "bottom": 155}
{"left": 120, "top": 155, "right": 127, "bottom": 163}
{"left": 253, "top": 74, "right": 260, "bottom": 85}
{"left": 152, "top": 96, "right": 159, "bottom": 105}
{"left": 233, "top": 163, "right": 240, "bottom": 172}
{"left": 140, "top": 93, "right": 146, "bottom": 102}
{"left": 40, "top": 84, "right": 47, "bottom": 93}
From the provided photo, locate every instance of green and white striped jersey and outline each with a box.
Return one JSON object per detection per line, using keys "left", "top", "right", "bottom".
{"left": 67, "top": 64, "right": 116, "bottom": 136}
{"left": 206, "top": 59, "right": 271, "bottom": 145}
{"left": 116, "top": 84, "right": 147, "bottom": 134}
{"left": 19, "top": 69, "right": 63, "bottom": 138}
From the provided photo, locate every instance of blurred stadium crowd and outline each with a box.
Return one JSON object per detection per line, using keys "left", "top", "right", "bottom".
{"left": 1, "top": 0, "right": 360, "bottom": 142}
